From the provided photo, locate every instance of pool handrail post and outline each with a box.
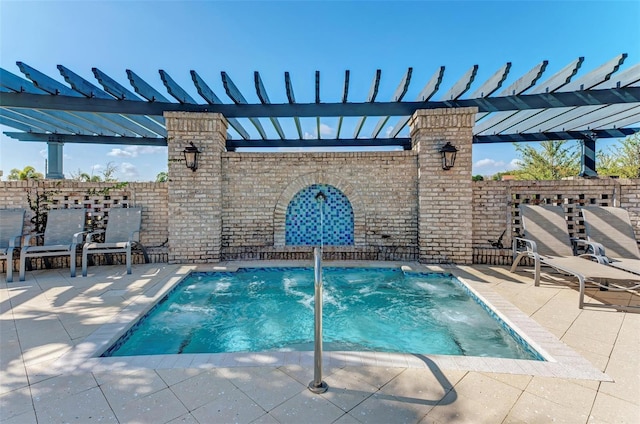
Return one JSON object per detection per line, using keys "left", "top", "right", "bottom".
{"left": 308, "top": 246, "right": 328, "bottom": 394}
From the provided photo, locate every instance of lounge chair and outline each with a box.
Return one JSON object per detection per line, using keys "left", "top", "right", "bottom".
{"left": 1, "top": 208, "right": 25, "bottom": 282}
{"left": 81, "top": 207, "right": 142, "bottom": 276}
{"left": 511, "top": 204, "right": 640, "bottom": 310}
{"left": 19, "top": 208, "right": 86, "bottom": 281}
{"left": 581, "top": 206, "right": 640, "bottom": 275}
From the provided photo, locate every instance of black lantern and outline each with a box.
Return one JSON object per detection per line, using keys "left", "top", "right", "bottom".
{"left": 183, "top": 142, "right": 201, "bottom": 172}
{"left": 439, "top": 142, "right": 458, "bottom": 170}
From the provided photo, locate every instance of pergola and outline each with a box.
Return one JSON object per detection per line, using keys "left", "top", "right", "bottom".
{"left": 1, "top": 53, "right": 638, "bottom": 178}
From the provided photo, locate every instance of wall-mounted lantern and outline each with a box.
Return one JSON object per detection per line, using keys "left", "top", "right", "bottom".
{"left": 439, "top": 142, "right": 458, "bottom": 170}
{"left": 183, "top": 142, "right": 201, "bottom": 172}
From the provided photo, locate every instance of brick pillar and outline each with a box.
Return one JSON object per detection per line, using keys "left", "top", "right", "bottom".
{"left": 165, "top": 112, "right": 227, "bottom": 263}
{"left": 409, "top": 107, "right": 477, "bottom": 264}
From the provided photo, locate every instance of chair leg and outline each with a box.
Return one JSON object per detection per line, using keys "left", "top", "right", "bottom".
{"left": 19, "top": 252, "right": 27, "bottom": 281}
{"left": 578, "top": 276, "right": 585, "bottom": 309}
{"left": 70, "top": 252, "right": 76, "bottom": 278}
{"left": 126, "top": 246, "right": 132, "bottom": 274}
{"left": 534, "top": 257, "right": 541, "bottom": 287}
{"left": 6, "top": 254, "right": 13, "bottom": 283}
{"left": 82, "top": 249, "right": 89, "bottom": 277}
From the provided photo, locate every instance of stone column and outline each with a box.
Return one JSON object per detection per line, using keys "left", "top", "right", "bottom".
{"left": 409, "top": 107, "right": 477, "bottom": 264}
{"left": 165, "top": 112, "right": 227, "bottom": 263}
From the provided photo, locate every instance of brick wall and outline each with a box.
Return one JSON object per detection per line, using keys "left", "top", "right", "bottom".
{"left": 0, "top": 180, "right": 168, "bottom": 270}
{"left": 410, "top": 107, "right": 477, "bottom": 264}
{"left": 220, "top": 151, "right": 419, "bottom": 261}
{"left": 471, "top": 178, "right": 640, "bottom": 264}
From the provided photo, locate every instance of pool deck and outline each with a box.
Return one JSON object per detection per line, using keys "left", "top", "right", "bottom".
{"left": 1, "top": 262, "right": 638, "bottom": 423}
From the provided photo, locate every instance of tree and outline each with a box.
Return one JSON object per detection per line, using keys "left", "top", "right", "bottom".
{"left": 513, "top": 140, "right": 580, "bottom": 180}
{"left": 155, "top": 171, "right": 168, "bottom": 182}
{"left": 472, "top": 174, "right": 484, "bottom": 181}
{"left": 597, "top": 133, "right": 640, "bottom": 178}
{"left": 8, "top": 165, "right": 44, "bottom": 180}
{"left": 101, "top": 162, "right": 118, "bottom": 182}
{"left": 69, "top": 162, "right": 119, "bottom": 182}
{"left": 69, "top": 169, "right": 102, "bottom": 182}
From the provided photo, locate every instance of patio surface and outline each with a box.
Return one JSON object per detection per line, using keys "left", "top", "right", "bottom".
{"left": 1, "top": 262, "right": 638, "bottom": 423}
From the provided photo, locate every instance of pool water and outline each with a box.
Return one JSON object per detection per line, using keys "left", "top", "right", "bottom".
{"left": 103, "top": 268, "right": 541, "bottom": 360}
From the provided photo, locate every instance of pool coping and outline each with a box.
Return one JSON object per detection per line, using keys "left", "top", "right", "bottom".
{"left": 51, "top": 261, "right": 611, "bottom": 382}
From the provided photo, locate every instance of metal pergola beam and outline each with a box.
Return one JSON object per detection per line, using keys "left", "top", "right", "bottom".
{"left": 2, "top": 87, "right": 639, "bottom": 118}
{"left": 6, "top": 127, "right": 636, "bottom": 149}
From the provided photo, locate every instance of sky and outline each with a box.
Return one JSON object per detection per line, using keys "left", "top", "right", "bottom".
{"left": 1, "top": 0, "right": 639, "bottom": 181}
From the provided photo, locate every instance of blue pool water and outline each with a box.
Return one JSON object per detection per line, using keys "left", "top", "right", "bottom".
{"left": 103, "top": 268, "right": 542, "bottom": 360}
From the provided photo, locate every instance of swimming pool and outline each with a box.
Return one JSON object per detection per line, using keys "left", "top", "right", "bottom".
{"left": 103, "top": 268, "right": 542, "bottom": 360}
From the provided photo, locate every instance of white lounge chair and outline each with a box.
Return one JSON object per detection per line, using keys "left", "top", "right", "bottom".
{"left": 1, "top": 208, "right": 25, "bottom": 282}
{"left": 581, "top": 206, "right": 640, "bottom": 275}
{"left": 82, "top": 207, "right": 142, "bottom": 276}
{"left": 19, "top": 208, "right": 86, "bottom": 281}
{"left": 511, "top": 204, "right": 640, "bottom": 310}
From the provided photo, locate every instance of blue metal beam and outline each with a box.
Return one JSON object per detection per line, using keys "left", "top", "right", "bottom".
{"left": 59, "top": 65, "right": 164, "bottom": 138}
{"left": 221, "top": 71, "right": 267, "bottom": 139}
{"left": 353, "top": 69, "right": 381, "bottom": 138}
{"left": 17, "top": 62, "right": 148, "bottom": 136}
{"left": 284, "top": 72, "right": 304, "bottom": 139}
{"left": 0, "top": 108, "right": 70, "bottom": 133}
{"left": 315, "top": 71, "right": 320, "bottom": 139}
{"left": 440, "top": 65, "right": 478, "bottom": 100}
{"left": 389, "top": 66, "right": 445, "bottom": 138}
{"left": 92, "top": 68, "right": 167, "bottom": 134}
{"left": 472, "top": 127, "right": 638, "bottom": 143}
{"left": 254, "top": 71, "right": 286, "bottom": 139}
{"left": 476, "top": 57, "right": 585, "bottom": 135}
{"left": 126, "top": 69, "right": 170, "bottom": 102}
{"left": 371, "top": 67, "right": 412, "bottom": 138}
{"left": 336, "top": 70, "right": 350, "bottom": 139}
{"left": 159, "top": 70, "right": 197, "bottom": 104}
{"left": 2, "top": 88, "right": 640, "bottom": 118}
{"left": 4, "top": 132, "right": 167, "bottom": 146}
{"left": 190, "top": 70, "right": 250, "bottom": 140}
{"left": 5, "top": 127, "right": 636, "bottom": 150}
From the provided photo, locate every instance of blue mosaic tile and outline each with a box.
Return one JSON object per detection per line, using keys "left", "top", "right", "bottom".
{"left": 285, "top": 184, "right": 354, "bottom": 246}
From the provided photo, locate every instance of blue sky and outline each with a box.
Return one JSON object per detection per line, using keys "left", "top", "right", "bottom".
{"left": 1, "top": 0, "right": 639, "bottom": 181}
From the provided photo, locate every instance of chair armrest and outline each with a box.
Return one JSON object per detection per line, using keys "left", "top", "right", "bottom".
{"left": 8, "top": 234, "right": 23, "bottom": 249}
{"left": 512, "top": 237, "right": 538, "bottom": 254}
{"left": 572, "top": 238, "right": 605, "bottom": 256}
{"left": 72, "top": 231, "right": 88, "bottom": 244}
{"left": 129, "top": 230, "right": 140, "bottom": 243}
{"left": 22, "top": 233, "right": 43, "bottom": 247}
{"left": 85, "top": 229, "right": 105, "bottom": 243}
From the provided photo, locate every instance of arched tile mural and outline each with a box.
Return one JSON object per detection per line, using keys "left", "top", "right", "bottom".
{"left": 285, "top": 184, "right": 354, "bottom": 246}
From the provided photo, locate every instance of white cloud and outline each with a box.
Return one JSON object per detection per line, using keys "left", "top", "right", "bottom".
{"left": 319, "top": 123, "right": 333, "bottom": 136}
{"left": 508, "top": 158, "right": 521, "bottom": 170}
{"left": 118, "top": 162, "right": 138, "bottom": 179}
{"left": 474, "top": 158, "right": 506, "bottom": 169}
{"left": 107, "top": 146, "right": 166, "bottom": 158}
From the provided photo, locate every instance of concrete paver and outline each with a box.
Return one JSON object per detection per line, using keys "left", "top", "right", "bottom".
{"left": 1, "top": 262, "right": 638, "bottom": 423}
